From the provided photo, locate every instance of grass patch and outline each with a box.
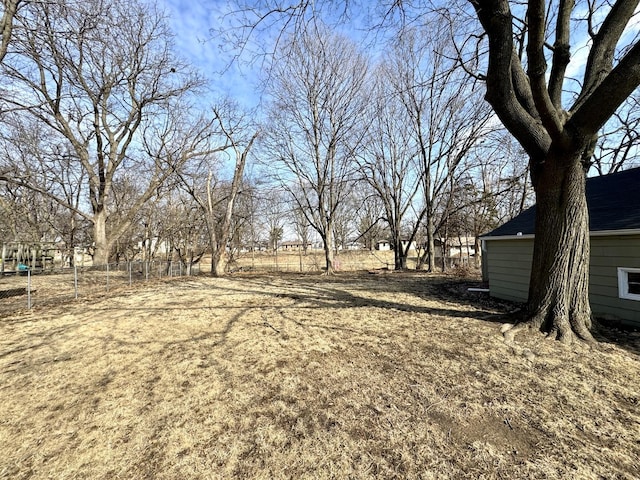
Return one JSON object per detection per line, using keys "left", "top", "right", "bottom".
{"left": 0, "top": 272, "right": 638, "bottom": 479}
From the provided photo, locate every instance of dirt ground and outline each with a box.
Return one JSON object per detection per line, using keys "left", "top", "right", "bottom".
{"left": 0, "top": 272, "right": 638, "bottom": 479}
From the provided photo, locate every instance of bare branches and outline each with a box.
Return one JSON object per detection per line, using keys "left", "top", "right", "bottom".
{"left": 570, "top": 40, "right": 640, "bottom": 140}
{"left": 470, "top": 0, "right": 551, "bottom": 159}
{"left": 470, "top": 0, "right": 640, "bottom": 166}
{"left": 592, "top": 94, "right": 640, "bottom": 175}
{"left": 1, "top": 0, "right": 205, "bottom": 263}
{"left": 262, "top": 25, "right": 369, "bottom": 272}
{"left": 577, "top": 0, "right": 640, "bottom": 110}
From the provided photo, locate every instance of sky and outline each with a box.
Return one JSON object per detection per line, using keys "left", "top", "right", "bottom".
{"left": 158, "top": 1, "right": 640, "bottom": 111}
{"left": 157, "top": 0, "right": 265, "bottom": 109}
{"left": 155, "top": 0, "right": 389, "bottom": 110}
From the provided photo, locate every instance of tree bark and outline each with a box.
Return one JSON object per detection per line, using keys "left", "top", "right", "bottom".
{"left": 211, "top": 247, "right": 226, "bottom": 277}
{"left": 468, "top": 0, "right": 640, "bottom": 343}
{"left": 526, "top": 154, "right": 594, "bottom": 343}
{"left": 426, "top": 215, "right": 436, "bottom": 272}
{"left": 393, "top": 231, "right": 407, "bottom": 271}
{"left": 323, "top": 230, "right": 335, "bottom": 274}
{"left": 92, "top": 209, "right": 111, "bottom": 266}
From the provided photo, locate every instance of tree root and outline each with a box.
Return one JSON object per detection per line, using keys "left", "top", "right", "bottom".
{"left": 501, "top": 312, "right": 597, "bottom": 360}
{"left": 500, "top": 323, "right": 536, "bottom": 363}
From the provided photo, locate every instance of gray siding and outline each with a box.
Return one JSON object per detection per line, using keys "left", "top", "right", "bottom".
{"left": 589, "top": 235, "right": 640, "bottom": 324}
{"left": 484, "top": 239, "right": 533, "bottom": 303}
{"left": 485, "top": 234, "right": 640, "bottom": 327}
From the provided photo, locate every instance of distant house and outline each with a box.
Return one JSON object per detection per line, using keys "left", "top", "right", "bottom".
{"left": 445, "top": 236, "right": 477, "bottom": 265}
{"left": 481, "top": 167, "right": 640, "bottom": 326}
{"left": 376, "top": 239, "right": 417, "bottom": 251}
{"left": 339, "top": 241, "right": 363, "bottom": 251}
{"left": 376, "top": 240, "right": 391, "bottom": 251}
{"left": 279, "top": 241, "right": 307, "bottom": 252}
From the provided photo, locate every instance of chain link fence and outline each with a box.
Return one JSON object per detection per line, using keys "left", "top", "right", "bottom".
{"left": 228, "top": 250, "right": 397, "bottom": 273}
{"left": 0, "top": 260, "right": 200, "bottom": 316}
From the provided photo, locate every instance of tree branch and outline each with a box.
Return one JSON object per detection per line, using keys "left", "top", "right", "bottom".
{"left": 0, "top": 0, "right": 20, "bottom": 64}
{"left": 576, "top": 0, "right": 640, "bottom": 110}
{"left": 569, "top": 41, "right": 640, "bottom": 139}
{"left": 469, "top": 0, "right": 550, "bottom": 158}
{"left": 548, "top": 0, "right": 574, "bottom": 107}
{"left": 0, "top": 172, "right": 93, "bottom": 223}
{"left": 526, "top": 0, "right": 564, "bottom": 139}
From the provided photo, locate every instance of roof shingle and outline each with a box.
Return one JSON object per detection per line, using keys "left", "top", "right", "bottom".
{"left": 483, "top": 166, "right": 640, "bottom": 237}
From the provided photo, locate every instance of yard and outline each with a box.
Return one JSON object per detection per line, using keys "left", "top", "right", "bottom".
{"left": 0, "top": 272, "right": 638, "bottom": 479}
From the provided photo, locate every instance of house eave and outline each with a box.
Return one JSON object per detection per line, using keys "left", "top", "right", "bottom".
{"left": 589, "top": 228, "right": 640, "bottom": 237}
{"left": 481, "top": 228, "right": 640, "bottom": 241}
{"left": 480, "top": 233, "right": 535, "bottom": 241}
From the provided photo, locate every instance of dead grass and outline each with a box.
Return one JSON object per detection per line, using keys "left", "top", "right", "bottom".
{"left": 0, "top": 272, "right": 638, "bottom": 479}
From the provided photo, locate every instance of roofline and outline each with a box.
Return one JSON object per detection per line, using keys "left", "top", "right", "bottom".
{"left": 590, "top": 228, "right": 640, "bottom": 237}
{"left": 481, "top": 228, "right": 640, "bottom": 241}
{"left": 480, "top": 233, "right": 535, "bottom": 241}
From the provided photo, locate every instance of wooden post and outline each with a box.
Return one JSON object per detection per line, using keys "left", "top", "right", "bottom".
{"left": 27, "top": 270, "right": 32, "bottom": 309}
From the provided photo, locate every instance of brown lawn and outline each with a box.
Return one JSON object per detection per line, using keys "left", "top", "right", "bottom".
{"left": 0, "top": 272, "right": 638, "bottom": 479}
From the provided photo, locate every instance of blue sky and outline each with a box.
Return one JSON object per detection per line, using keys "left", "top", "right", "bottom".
{"left": 157, "top": 0, "right": 640, "bottom": 125}
{"left": 156, "top": 0, "right": 390, "bottom": 110}
{"left": 158, "top": 0, "right": 265, "bottom": 109}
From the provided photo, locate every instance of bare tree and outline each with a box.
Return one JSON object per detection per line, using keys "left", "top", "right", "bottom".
{"left": 383, "top": 23, "right": 493, "bottom": 271}
{"left": 177, "top": 103, "right": 258, "bottom": 276}
{"left": 263, "top": 25, "right": 369, "bottom": 273}
{"left": 467, "top": 0, "right": 640, "bottom": 342}
{"left": 352, "top": 187, "right": 384, "bottom": 252}
{"left": 332, "top": 199, "right": 357, "bottom": 252}
{"left": 290, "top": 202, "right": 312, "bottom": 254}
{"left": 260, "top": 188, "right": 288, "bottom": 252}
{"left": 0, "top": 114, "right": 90, "bottom": 261}
{"left": 162, "top": 193, "right": 210, "bottom": 274}
{"left": 358, "top": 66, "right": 421, "bottom": 269}
{"left": 0, "top": 0, "right": 204, "bottom": 265}
{"left": 436, "top": 130, "right": 532, "bottom": 268}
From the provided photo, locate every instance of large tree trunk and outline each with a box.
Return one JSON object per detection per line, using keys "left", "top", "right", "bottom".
{"left": 211, "top": 249, "right": 226, "bottom": 277}
{"left": 208, "top": 224, "right": 226, "bottom": 277}
{"left": 393, "top": 232, "right": 407, "bottom": 270}
{"left": 396, "top": 250, "right": 408, "bottom": 270}
{"left": 323, "top": 229, "right": 335, "bottom": 274}
{"left": 525, "top": 154, "right": 594, "bottom": 343}
{"left": 92, "top": 209, "right": 111, "bottom": 266}
{"left": 416, "top": 215, "right": 436, "bottom": 271}
{"left": 426, "top": 215, "right": 436, "bottom": 272}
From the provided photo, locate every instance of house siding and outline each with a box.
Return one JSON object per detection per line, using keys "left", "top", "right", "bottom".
{"left": 484, "top": 239, "right": 533, "bottom": 303}
{"left": 484, "top": 235, "right": 640, "bottom": 327}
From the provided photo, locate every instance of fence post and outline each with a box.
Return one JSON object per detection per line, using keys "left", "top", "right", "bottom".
{"left": 106, "top": 263, "right": 109, "bottom": 292}
{"left": 27, "top": 269, "right": 32, "bottom": 309}
{"left": 74, "top": 264, "right": 78, "bottom": 300}
{"left": 129, "top": 261, "right": 132, "bottom": 286}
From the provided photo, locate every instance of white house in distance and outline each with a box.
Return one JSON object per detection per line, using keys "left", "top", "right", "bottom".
{"left": 376, "top": 239, "right": 417, "bottom": 251}
{"left": 481, "top": 167, "right": 640, "bottom": 327}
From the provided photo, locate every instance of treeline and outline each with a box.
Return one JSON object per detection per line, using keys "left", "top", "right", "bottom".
{"left": 0, "top": 0, "right": 635, "bottom": 275}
